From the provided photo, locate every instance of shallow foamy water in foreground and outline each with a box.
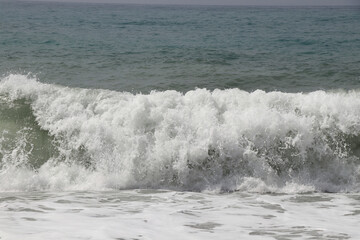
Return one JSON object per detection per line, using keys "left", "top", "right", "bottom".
{"left": 0, "top": 190, "right": 359, "bottom": 240}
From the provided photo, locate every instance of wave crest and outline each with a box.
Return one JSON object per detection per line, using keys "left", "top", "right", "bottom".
{"left": 1, "top": 74, "right": 360, "bottom": 193}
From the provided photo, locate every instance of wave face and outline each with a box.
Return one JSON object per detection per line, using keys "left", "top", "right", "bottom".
{"left": 1, "top": 74, "right": 360, "bottom": 193}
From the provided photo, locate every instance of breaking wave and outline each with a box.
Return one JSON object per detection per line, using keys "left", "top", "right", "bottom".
{"left": 1, "top": 74, "right": 360, "bottom": 193}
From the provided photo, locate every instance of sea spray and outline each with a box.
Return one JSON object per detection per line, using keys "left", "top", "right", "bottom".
{"left": 0, "top": 74, "right": 360, "bottom": 192}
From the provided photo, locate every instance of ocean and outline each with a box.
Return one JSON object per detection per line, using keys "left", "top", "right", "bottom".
{"left": 0, "top": 1, "right": 360, "bottom": 239}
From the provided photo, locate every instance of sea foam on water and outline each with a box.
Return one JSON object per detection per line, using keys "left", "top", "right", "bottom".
{"left": 0, "top": 74, "right": 360, "bottom": 193}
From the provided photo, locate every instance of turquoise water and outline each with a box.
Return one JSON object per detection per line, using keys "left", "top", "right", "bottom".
{"left": 1, "top": 2, "right": 360, "bottom": 92}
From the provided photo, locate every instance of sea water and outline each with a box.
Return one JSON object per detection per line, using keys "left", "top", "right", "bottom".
{"left": 0, "top": 2, "right": 360, "bottom": 239}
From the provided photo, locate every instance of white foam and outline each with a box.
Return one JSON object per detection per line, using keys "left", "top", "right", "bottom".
{"left": 0, "top": 191, "right": 359, "bottom": 240}
{"left": 1, "top": 74, "right": 360, "bottom": 193}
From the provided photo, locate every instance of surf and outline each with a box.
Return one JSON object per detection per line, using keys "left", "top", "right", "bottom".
{"left": 0, "top": 74, "right": 360, "bottom": 193}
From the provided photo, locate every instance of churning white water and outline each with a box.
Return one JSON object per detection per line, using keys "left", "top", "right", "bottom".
{"left": 0, "top": 74, "right": 360, "bottom": 193}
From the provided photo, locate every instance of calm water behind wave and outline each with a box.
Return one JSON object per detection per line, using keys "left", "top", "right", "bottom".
{"left": 1, "top": 2, "right": 360, "bottom": 92}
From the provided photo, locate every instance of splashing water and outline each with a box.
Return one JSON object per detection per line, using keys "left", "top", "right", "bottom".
{"left": 0, "top": 74, "right": 360, "bottom": 193}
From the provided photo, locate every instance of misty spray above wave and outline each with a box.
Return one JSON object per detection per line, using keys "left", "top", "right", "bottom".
{"left": 0, "top": 74, "right": 360, "bottom": 193}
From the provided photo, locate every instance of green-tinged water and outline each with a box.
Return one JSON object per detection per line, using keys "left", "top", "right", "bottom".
{"left": 0, "top": 98, "right": 55, "bottom": 169}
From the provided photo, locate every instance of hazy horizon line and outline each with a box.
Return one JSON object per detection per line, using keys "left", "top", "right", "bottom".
{"left": 8, "top": 0, "right": 359, "bottom": 7}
